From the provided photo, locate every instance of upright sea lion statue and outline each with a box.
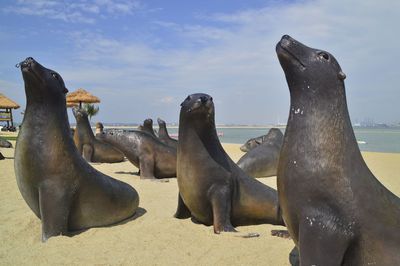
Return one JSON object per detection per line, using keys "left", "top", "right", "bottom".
{"left": 237, "top": 128, "right": 283, "bottom": 178}
{"left": 276, "top": 35, "right": 400, "bottom": 265}
{"left": 72, "top": 107, "right": 124, "bottom": 163}
{"left": 140, "top": 118, "right": 157, "bottom": 138}
{"left": 175, "top": 93, "right": 284, "bottom": 233}
{"left": 157, "top": 118, "right": 178, "bottom": 149}
{"left": 15, "top": 57, "right": 139, "bottom": 242}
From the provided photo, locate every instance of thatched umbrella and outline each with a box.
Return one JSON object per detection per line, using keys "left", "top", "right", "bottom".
{"left": 0, "top": 93, "right": 20, "bottom": 128}
{"left": 66, "top": 88, "right": 100, "bottom": 108}
{"left": 66, "top": 102, "right": 79, "bottom": 108}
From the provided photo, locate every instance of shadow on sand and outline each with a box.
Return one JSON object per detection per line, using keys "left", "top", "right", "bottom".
{"left": 68, "top": 207, "right": 147, "bottom": 238}
{"left": 289, "top": 246, "right": 299, "bottom": 266}
{"left": 115, "top": 171, "right": 140, "bottom": 176}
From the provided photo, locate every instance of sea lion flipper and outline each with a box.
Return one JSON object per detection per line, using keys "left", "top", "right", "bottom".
{"left": 298, "top": 217, "right": 350, "bottom": 265}
{"left": 39, "top": 182, "right": 71, "bottom": 242}
{"left": 174, "top": 193, "right": 191, "bottom": 219}
{"left": 139, "top": 155, "right": 155, "bottom": 179}
{"left": 210, "top": 186, "right": 237, "bottom": 233}
{"left": 82, "top": 144, "right": 93, "bottom": 161}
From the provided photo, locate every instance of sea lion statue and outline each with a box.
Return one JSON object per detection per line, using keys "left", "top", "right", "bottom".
{"left": 157, "top": 118, "right": 178, "bottom": 149}
{"left": 98, "top": 130, "right": 176, "bottom": 179}
{"left": 72, "top": 107, "right": 124, "bottom": 163}
{"left": 237, "top": 128, "right": 283, "bottom": 178}
{"left": 175, "top": 93, "right": 284, "bottom": 233}
{"left": 15, "top": 57, "right": 139, "bottom": 242}
{"left": 276, "top": 35, "right": 400, "bottom": 265}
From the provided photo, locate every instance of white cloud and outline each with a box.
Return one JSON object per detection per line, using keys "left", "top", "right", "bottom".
{"left": 2, "top": 0, "right": 142, "bottom": 23}
{"left": 159, "top": 96, "right": 174, "bottom": 104}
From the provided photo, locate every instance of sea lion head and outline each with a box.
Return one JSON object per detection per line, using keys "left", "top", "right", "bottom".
{"left": 96, "top": 122, "right": 104, "bottom": 130}
{"left": 180, "top": 93, "right": 214, "bottom": 122}
{"left": 264, "top": 128, "right": 284, "bottom": 146}
{"left": 143, "top": 118, "right": 153, "bottom": 128}
{"left": 265, "top": 128, "right": 283, "bottom": 142}
{"left": 98, "top": 129, "right": 125, "bottom": 139}
{"left": 157, "top": 118, "right": 166, "bottom": 127}
{"left": 240, "top": 137, "right": 263, "bottom": 152}
{"left": 72, "top": 107, "right": 88, "bottom": 122}
{"left": 276, "top": 35, "right": 346, "bottom": 97}
{"left": 18, "top": 57, "right": 68, "bottom": 103}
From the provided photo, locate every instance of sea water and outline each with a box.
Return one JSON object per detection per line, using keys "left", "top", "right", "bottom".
{"left": 109, "top": 127, "right": 400, "bottom": 153}
{"left": 163, "top": 127, "right": 400, "bottom": 153}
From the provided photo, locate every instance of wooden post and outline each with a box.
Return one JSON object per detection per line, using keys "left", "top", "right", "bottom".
{"left": 6, "top": 109, "right": 10, "bottom": 128}
{"left": 9, "top": 108, "right": 14, "bottom": 127}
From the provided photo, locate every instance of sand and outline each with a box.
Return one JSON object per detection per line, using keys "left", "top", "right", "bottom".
{"left": 0, "top": 141, "right": 399, "bottom": 265}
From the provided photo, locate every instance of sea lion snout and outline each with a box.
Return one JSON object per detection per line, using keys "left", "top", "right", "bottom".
{"left": 196, "top": 95, "right": 212, "bottom": 106}
{"left": 17, "top": 57, "right": 36, "bottom": 71}
{"left": 279, "top": 35, "right": 292, "bottom": 48}
{"left": 276, "top": 35, "right": 295, "bottom": 52}
{"left": 157, "top": 118, "right": 165, "bottom": 125}
{"left": 194, "top": 95, "right": 213, "bottom": 111}
{"left": 72, "top": 107, "right": 86, "bottom": 119}
{"left": 200, "top": 96, "right": 208, "bottom": 103}
{"left": 276, "top": 35, "right": 307, "bottom": 71}
{"left": 181, "top": 93, "right": 214, "bottom": 114}
{"left": 19, "top": 57, "right": 34, "bottom": 69}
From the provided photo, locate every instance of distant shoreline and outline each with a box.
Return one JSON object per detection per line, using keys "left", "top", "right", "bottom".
{"left": 94, "top": 125, "right": 400, "bottom": 130}
{"left": 101, "top": 125, "right": 288, "bottom": 129}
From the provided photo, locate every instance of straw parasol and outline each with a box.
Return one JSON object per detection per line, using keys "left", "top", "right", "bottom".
{"left": 0, "top": 93, "right": 20, "bottom": 128}
{"left": 66, "top": 88, "right": 100, "bottom": 108}
{"left": 0, "top": 93, "right": 20, "bottom": 109}
{"left": 66, "top": 102, "right": 79, "bottom": 108}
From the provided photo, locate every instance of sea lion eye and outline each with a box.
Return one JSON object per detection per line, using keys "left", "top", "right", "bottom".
{"left": 318, "top": 52, "right": 329, "bottom": 60}
{"left": 51, "top": 73, "right": 59, "bottom": 80}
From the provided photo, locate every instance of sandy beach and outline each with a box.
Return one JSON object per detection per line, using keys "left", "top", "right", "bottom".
{"left": 0, "top": 140, "right": 399, "bottom": 265}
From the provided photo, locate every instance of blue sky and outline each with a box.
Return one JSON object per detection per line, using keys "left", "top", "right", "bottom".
{"left": 1, "top": 0, "right": 399, "bottom": 125}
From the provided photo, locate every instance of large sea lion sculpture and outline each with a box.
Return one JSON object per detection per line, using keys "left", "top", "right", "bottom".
{"left": 157, "top": 118, "right": 178, "bottom": 149}
{"left": 99, "top": 130, "right": 176, "bottom": 179}
{"left": 15, "top": 57, "right": 139, "bottom": 242}
{"left": 0, "top": 136, "right": 12, "bottom": 148}
{"left": 276, "top": 35, "right": 400, "bottom": 265}
{"left": 237, "top": 128, "right": 283, "bottom": 178}
{"left": 72, "top": 107, "right": 124, "bottom": 163}
{"left": 175, "top": 93, "right": 284, "bottom": 233}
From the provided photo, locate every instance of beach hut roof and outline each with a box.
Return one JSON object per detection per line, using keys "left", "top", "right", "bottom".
{"left": 66, "top": 101, "right": 79, "bottom": 108}
{"left": 66, "top": 88, "right": 100, "bottom": 104}
{"left": 0, "top": 93, "right": 20, "bottom": 109}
